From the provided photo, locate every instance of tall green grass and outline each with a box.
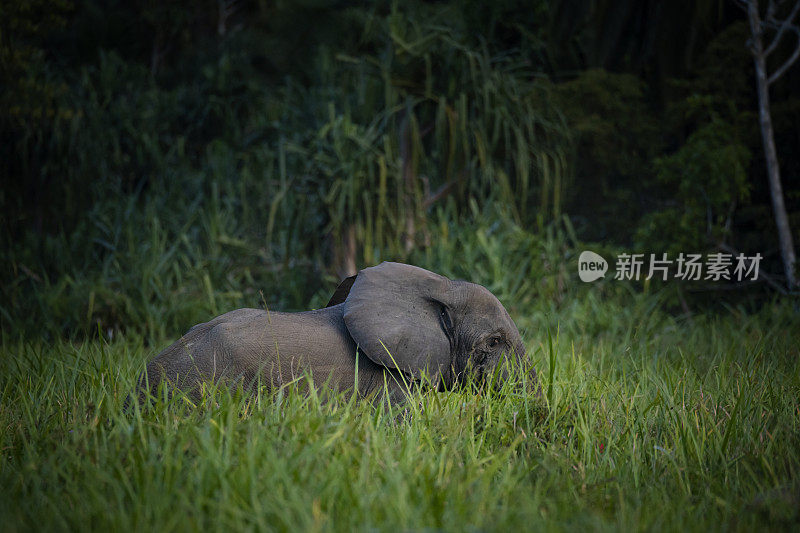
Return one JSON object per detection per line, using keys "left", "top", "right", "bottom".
{"left": 2, "top": 6, "right": 572, "bottom": 341}
{"left": 2, "top": 296, "right": 798, "bottom": 530}
{"left": 3, "top": 4, "right": 798, "bottom": 529}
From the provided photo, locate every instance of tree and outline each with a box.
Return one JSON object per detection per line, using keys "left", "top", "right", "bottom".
{"left": 736, "top": 0, "right": 800, "bottom": 289}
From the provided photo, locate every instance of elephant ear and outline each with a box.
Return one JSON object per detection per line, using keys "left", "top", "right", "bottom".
{"left": 343, "top": 262, "right": 452, "bottom": 382}
{"left": 326, "top": 274, "right": 357, "bottom": 307}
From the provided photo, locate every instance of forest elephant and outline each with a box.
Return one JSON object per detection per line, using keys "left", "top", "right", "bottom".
{"left": 137, "top": 262, "right": 532, "bottom": 403}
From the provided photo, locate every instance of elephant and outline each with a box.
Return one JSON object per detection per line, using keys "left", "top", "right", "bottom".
{"left": 137, "top": 262, "right": 531, "bottom": 403}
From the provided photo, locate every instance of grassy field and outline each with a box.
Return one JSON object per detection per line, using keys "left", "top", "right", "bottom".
{"left": 2, "top": 296, "right": 798, "bottom": 531}
{"left": 4, "top": 3, "right": 799, "bottom": 530}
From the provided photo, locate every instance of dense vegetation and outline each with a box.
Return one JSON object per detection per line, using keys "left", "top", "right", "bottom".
{"left": 2, "top": 291, "right": 798, "bottom": 529}
{"left": 3, "top": 0, "right": 799, "bottom": 338}
{"left": 2, "top": 1, "right": 799, "bottom": 530}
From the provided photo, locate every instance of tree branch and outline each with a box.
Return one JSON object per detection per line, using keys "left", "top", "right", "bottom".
{"left": 766, "top": 0, "right": 778, "bottom": 27}
{"left": 768, "top": 24, "right": 800, "bottom": 83}
{"left": 718, "top": 243, "right": 789, "bottom": 294}
{"left": 423, "top": 179, "right": 457, "bottom": 209}
{"left": 764, "top": 0, "right": 800, "bottom": 55}
{"left": 734, "top": 0, "right": 752, "bottom": 14}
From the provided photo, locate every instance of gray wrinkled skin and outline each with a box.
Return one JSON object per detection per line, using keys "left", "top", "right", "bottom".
{"left": 138, "top": 262, "right": 530, "bottom": 403}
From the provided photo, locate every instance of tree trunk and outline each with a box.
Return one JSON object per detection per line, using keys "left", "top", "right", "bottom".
{"left": 746, "top": 1, "right": 798, "bottom": 288}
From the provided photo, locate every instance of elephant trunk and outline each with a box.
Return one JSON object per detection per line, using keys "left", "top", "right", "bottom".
{"left": 493, "top": 340, "right": 538, "bottom": 395}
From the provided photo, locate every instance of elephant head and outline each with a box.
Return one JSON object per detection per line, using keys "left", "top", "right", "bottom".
{"left": 328, "top": 262, "right": 530, "bottom": 390}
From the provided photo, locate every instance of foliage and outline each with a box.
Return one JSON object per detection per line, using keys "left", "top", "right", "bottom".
{"left": 1, "top": 3, "right": 574, "bottom": 339}
{"left": 552, "top": 68, "right": 660, "bottom": 242}
{"left": 2, "top": 3, "right": 799, "bottom": 528}
{"left": 1, "top": 0, "right": 798, "bottom": 336}
{"left": 636, "top": 119, "right": 751, "bottom": 253}
{"left": 633, "top": 22, "right": 756, "bottom": 254}
{"left": 1, "top": 298, "right": 798, "bottom": 530}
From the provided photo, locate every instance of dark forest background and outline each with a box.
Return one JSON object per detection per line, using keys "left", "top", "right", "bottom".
{"left": 2, "top": 0, "right": 799, "bottom": 339}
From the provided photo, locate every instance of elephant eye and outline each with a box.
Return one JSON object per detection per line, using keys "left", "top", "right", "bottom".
{"left": 438, "top": 304, "right": 453, "bottom": 335}
{"left": 487, "top": 336, "right": 502, "bottom": 348}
